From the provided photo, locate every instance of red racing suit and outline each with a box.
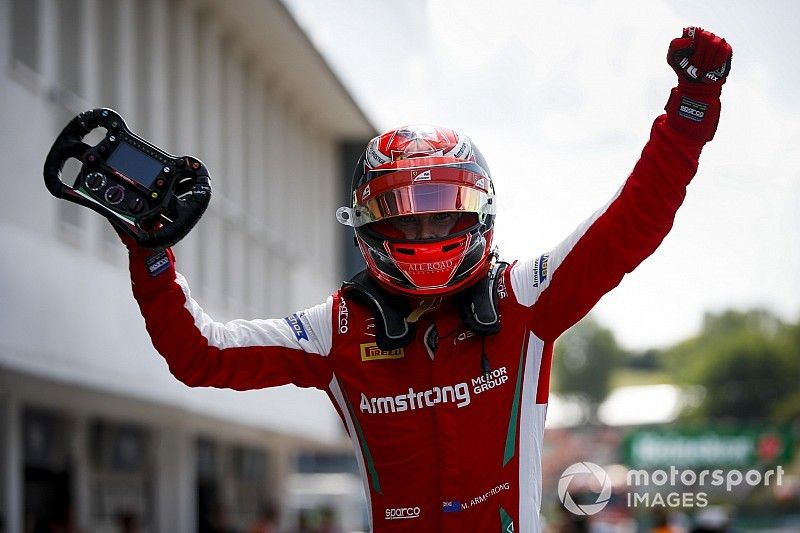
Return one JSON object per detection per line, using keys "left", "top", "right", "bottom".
{"left": 124, "top": 115, "right": 705, "bottom": 532}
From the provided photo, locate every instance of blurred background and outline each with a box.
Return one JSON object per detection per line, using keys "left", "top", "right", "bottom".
{"left": 0, "top": 0, "right": 798, "bottom": 531}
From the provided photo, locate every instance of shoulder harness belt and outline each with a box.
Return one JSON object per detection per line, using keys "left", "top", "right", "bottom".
{"left": 341, "top": 261, "right": 508, "bottom": 350}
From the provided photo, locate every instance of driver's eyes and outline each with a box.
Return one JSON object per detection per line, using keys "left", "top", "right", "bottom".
{"left": 432, "top": 213, "right": 456, "bottom": 223}
{"left": 393, "top": 213, "right": 457, "bottom": 227}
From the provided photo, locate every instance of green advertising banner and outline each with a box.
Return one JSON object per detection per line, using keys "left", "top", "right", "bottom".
{"left": 622, "top": 428, "right": 795, "bottom": 468}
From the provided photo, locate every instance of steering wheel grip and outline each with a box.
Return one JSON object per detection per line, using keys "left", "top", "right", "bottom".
{"left": 138, "top": 178, "right": 212, "bottom": 248}
{"left": 43, "top": 113, "right": 95, "bottom": 198}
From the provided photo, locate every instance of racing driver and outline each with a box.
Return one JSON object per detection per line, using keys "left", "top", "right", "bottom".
{"left": 119, "top": 27, "right": 732, "bottom": 532}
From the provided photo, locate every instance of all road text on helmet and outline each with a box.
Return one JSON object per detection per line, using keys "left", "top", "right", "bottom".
{"left": 337, "top": 125, "right": 496, "bottom": 297}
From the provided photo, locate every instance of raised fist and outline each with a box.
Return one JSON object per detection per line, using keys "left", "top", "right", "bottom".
{"left": 668, "top": 27, "right": 732, "bottom": 95}
{"left": 664, "top": 26, "right": 732, "bottom": 142}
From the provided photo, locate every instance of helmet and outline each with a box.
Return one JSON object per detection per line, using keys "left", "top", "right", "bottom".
{"left": 337, "top": 125, "right": 496, "bottom": 297}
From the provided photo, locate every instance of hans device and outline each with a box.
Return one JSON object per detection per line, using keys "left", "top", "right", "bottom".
{"left": 44, "top": 108, "right": 211, "bottom": 248}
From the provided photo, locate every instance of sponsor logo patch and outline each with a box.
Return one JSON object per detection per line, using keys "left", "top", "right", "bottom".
{"left": 284, "top": 313, "right": 309, "bottom": 341}
{"left": 497, "top": 275, "right": 508, "bottom": 299}
{"left": 404, "top": 258, "right": 456, "bottom": 272}
{"left": 146, "top": 251, "right": 171, "bottom": 277}
{"left": 532, "top": 254, "right": 549, "bottom": 288}
{"left": 338, "top": 298, "right": 349, "bottom": 334}
{"left": 360, "top": 343, "right": 404, "bottom": 361}
{"left": 453, "top": 330, "right": 475, "bottom": 345}
{"left": 385, "top": 507, "right": 421, "bottom": 520}
{"left": 678, "top": 96, "right": 708, "bottom": 122}
{"left": 359, "top": 366, "right": 509, "bottom": 414}
{"left": 412, "top": 169, "right": 431, "bottom": 181}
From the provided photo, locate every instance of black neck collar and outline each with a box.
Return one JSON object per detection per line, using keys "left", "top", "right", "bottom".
{"left": 341, "top": 262, "right": 506, "bottom": 350}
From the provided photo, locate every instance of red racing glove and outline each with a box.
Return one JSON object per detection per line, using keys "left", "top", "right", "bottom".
{"left": 112, "top": 222, "right": 177, "bottom": 296}
{"left": 664, "top": 26, "right": 733, "bottom": 143}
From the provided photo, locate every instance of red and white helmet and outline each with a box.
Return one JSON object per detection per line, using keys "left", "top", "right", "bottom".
{"left": 337, "top": 125, "right": 496, "bottom": 297}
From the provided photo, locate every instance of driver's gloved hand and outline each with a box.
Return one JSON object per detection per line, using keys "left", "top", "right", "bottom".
{"left": 111, "top": 221, "right": 176, "bottom": 297}
{"left": 664, "top": 26, "right": 733, "bottom": 143}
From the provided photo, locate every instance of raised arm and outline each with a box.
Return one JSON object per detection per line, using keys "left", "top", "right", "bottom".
{"left": 123, "top": 239, "right": 334, "bottom": 390}
{"left": 511, "top": 27, "right": 733, "bottom": 341}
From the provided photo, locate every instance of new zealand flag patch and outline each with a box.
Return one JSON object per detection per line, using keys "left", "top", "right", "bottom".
{"left": 146, "top": 250, "right": 171, "bottom": 277}
{"left": 442, "top": 501, "right": 462, "bottom": 513}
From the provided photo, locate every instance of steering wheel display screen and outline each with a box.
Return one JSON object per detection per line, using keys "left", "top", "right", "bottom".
{"left": 106, "top": 141, "right": 163, "bottom": 188}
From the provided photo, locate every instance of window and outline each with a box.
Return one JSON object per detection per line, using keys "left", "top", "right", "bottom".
{"left": 97, "top": 1, "right": 120, "bottom": 109}
{"left": 22, "top": 408, "right": 73, "bottom": 532}
{"left": 228, "top": 446, "right": 270, "bottom": 524}
{"left": 134, "top": 0, "right": 153, "bottom": 138}
{"left": 296, "top": 451, "right": 359, "bottom": 476}
{"left": 57, "top": 0, "right": 81, "bottom": 98}
{"left": 11, "top": 0, "right": 40, "bottom": 74}
{"left": 87, "top": 420, "right": 153, "bottom": 529}
{"left": 56, "top": 157, "right": 84, "bottom": 238}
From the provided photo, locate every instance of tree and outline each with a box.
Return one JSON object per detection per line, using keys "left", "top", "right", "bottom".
{"left": 682, "top": 330, "right": 796, "bottom": 422}
{"left": 660, "top": 308, "right": 785, "bottom": 382}
{"left": 553, "top": 316, "right": 626, "bottom": 420}
{"left": 660, "top": 308, "right": 800, "bottom": 424}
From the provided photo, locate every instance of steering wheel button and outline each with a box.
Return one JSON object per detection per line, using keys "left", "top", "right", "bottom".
{"left": 104, "top": 186, "right": 124, "bottom": 205}
{"left": 85, "top": 172, "right": 106, "bottom": 190}
{"left": 129, "top": 197, "right": 144, "bottom": 214}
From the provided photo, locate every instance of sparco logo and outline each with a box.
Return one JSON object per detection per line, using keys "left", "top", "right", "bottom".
{"left": 385, "top": 507, "right": 421, "bottom": 520}
{"left": 148, "top": 257, "right": 169, "bottom": 273}
{"left": 679, "top": 105, "right": 705, "bottom": 118}
{"left": 678, "top": 97, "right": 708, "bottom": 122}
{"left": 338, "top": 298, "right": 349, "bottom": 334}
{"left": 146, "top": 251, "right": 170, "bottom": 277}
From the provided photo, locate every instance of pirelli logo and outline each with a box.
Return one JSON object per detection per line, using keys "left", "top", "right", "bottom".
{"left": 360, "top": 343, "right": 404, "bottom": 362}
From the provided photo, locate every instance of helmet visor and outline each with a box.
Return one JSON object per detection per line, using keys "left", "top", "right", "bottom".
{"left": 339, "top": 183, "right": 494, "bottom": 227}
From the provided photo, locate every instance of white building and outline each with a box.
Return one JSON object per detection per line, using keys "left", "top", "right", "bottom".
{"left": 0, "top": 0, "right": 374, "bottom": 530}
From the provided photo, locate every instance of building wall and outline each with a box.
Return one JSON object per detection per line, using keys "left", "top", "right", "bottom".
{"left": 0, "top": 0, "right": 374, "bottom": 530}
